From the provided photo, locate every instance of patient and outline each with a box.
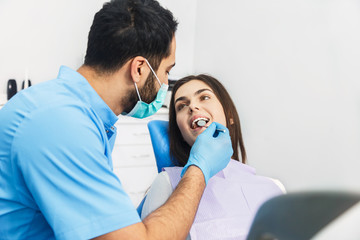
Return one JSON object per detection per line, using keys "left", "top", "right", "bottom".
{"left": 141, "top": 74, "right": 286, "bottom": 239}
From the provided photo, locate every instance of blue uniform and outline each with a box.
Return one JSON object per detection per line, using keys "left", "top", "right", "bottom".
{"left": 0, "top": 66, "right": 140, "bottom": 239}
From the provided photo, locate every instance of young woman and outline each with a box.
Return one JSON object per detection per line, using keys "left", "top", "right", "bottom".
{"left": 141, "top": 74, "right": 286, "bottom": 239}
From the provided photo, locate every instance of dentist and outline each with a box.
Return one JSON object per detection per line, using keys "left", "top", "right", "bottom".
{"left": 0, "top": 0, "right": 233, "bottom": 239}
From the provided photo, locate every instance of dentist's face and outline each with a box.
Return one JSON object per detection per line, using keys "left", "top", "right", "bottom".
{"left": 122, "top": 37, "right": 176, "bottom": 113}
{"left": 174, "top": 80, "right": 227, "bottom": 146}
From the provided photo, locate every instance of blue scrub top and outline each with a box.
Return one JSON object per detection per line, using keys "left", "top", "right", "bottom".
{"left": 0, "top": 66, "right": 141, "bottom": 239}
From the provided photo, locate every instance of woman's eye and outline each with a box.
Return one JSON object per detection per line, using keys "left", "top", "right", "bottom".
{"left": 177, "top": 103, "right": 186, "bottom": 111}
{"left": 201, "top": 95, "right": 210, "bottom": 101}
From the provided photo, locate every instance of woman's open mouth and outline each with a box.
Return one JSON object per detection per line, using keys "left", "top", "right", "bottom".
{"left": 191, "top": 117, "right": 209, "bottom": 129}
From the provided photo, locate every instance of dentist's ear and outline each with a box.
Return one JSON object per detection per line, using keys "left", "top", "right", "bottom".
{"left": 130, "top": 56, "right": 150, "bottom": 84}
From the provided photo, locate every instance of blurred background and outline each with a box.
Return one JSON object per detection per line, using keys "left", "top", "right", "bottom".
{"left": 1, "top": 0, "right": 359, "bottom": 194}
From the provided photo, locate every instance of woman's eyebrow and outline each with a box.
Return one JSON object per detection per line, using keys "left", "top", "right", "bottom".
{"left": 175, "top": 96, "right": 188, "bottom": 104}
{"left": 194, "top": 88, "right": 213, "bottom": 96}
{"left": 175, "top": 88, "right": 213, "bottom": 104}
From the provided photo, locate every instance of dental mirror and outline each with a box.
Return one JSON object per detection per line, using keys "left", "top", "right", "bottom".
{"left": 197, "top": 120, "right": 207, "bottom": 127}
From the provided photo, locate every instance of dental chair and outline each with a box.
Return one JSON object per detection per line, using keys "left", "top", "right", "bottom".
{"left": 136, "top": 120, "right": 177, "bottom": 215}
{"left": 147, "top": 120, "right": 177, "bottom": 173}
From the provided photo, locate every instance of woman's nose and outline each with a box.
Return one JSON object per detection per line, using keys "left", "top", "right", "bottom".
{"left": 188, "top": 104, "right": 200, "bottom": 113}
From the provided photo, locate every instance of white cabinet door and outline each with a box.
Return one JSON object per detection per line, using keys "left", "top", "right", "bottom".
{"left": 112, "top": 145, "right": 155, "bottom": 168}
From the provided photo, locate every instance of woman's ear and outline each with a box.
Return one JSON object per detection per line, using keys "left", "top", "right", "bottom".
{"left": 130, "top": 56, "right": 150, "bottom": 84}
{"left": 229, "top": 118, "right": 234, "bottom": 125}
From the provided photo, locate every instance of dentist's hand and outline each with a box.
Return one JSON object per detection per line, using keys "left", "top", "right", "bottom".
{"left": 181, "top": 122, "right": 233, "bottom": 184}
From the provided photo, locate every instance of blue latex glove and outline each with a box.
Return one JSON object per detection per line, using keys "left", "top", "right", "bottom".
{"left": 181, "top": 122, "right": 233, "bottom": 184}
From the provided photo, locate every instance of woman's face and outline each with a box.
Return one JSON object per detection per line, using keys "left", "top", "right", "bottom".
{"left": 174, "top": 80, "right": 227, "bottom": 146}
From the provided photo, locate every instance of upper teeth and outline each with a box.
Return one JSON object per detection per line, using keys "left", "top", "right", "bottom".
{"left": 192, "top": 118, "right": 208, "bottom": 128}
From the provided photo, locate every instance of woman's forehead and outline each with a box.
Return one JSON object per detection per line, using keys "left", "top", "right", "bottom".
{"left": 175, "top": 80, "right": 212, "bottom": 99}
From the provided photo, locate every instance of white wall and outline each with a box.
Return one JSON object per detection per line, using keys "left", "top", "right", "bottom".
{"left": 158, "top": 0, "right": 197, "bottom": 79}
{"left": 193, "top": 0, "right": 360, "bottom": 192}
{"left": 0, "top": 0, "right": 196, "bottom": 97}
{"left": 0, "top": 0, "right": 107, "bottom": 98}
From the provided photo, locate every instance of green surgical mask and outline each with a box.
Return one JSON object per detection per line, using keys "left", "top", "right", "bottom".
{"left": 122, "top": 59, "right": 169, "bottom": 119}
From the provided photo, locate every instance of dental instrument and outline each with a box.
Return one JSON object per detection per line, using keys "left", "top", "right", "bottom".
{"left": 197, "top": 120, "right": 226, "bottom": 133}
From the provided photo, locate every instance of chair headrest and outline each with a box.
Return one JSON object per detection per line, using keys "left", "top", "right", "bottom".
{"left": 148, "top": 120, "right": 177, "bottom": 172}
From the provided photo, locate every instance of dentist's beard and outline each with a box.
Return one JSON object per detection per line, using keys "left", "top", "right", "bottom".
{"left": 121, "top": 74, "right": 157, "bottom": 113}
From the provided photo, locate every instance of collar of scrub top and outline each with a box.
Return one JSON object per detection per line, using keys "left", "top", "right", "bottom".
{"left": 57, "top": 66, "right": 118, "bottom": 138}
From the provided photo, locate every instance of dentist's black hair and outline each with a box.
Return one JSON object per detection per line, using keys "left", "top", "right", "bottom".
{"left": 84, "top": 0, "right": 178, "bottom": 74}
{"left": 169, "top": 75, "right": 247, "bottom": 166}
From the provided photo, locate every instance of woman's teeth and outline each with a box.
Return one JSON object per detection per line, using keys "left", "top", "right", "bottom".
{"left": 192, "top": 117, "right": 209, "bottom": 128}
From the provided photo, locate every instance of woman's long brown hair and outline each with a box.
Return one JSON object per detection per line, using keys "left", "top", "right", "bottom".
{"left": 169, "top": 74, "right": 247, "bottom": 166}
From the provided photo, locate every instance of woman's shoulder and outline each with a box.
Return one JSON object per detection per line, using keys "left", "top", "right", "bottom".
{"left": 150, "top": 171, "right": 172, "bottom": 191}
{"left": 227, "top": 160, "right": 286, "bottom": 193}
{"left": 266, "top": 178, "right": 287, "bottom": 193}
{"left": 141, "top": 171, "right": 173, "bottom": 219}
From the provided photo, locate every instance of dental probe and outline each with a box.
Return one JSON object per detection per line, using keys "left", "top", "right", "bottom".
{"left": 197, "top": 120, "right": 226, "bottom": 133}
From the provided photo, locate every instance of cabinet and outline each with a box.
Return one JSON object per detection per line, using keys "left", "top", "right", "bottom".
{"left": 112, "top": 108, "right": 169, "bottom": 207}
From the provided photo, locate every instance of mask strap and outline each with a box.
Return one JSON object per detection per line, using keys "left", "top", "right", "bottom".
{"left": 145, "top": 59, "right": 162, "bottom": 86}
{"left": 134, "top": 82, "right": 142, "bottom": 101}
